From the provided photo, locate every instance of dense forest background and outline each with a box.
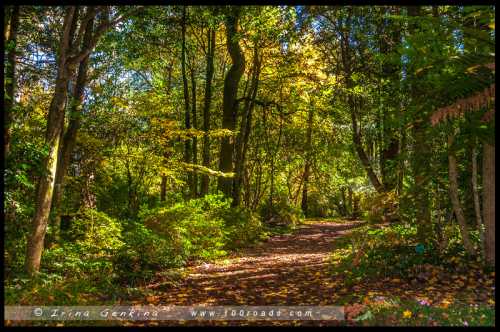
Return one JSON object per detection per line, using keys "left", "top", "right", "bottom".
{"left": 3, "top": 5, "right": 495, "bottom": 326}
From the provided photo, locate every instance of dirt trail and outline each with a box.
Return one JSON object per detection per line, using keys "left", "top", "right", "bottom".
{"left": 137, "top": 220, "right": 365, "bottom": 306}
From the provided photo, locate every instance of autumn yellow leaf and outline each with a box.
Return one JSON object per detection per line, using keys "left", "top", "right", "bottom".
{"left": 440, "top": 299, "right": 451, "bottom": 308}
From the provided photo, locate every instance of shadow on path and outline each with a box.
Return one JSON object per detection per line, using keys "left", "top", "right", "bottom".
{"left": 134, "top": 220, "right": 366, "bottom": 306}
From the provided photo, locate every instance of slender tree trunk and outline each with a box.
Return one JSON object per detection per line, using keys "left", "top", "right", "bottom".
{"left": 472, "top": 144, "right": 485, "bottom": 257}
{"left": 160, "top": 62, "right": 174, "bottom": 202}
{"left": 339, "top": 187, "right": 348, "bottom": 216}
{"left": 233, "top": 45, "right": 260, "bottom": 206}
{"left": 190, "top": 66, "right": 198, "bottom": 197}
{"left": 301, "top": 103, "right": 314, "bottom": 216}
{"left": 4, "top": 6, "right": 12, "bottom": 42}
{"left": 350, "top": 99, "right": 384, "bottom": 193}
{"left": 200, "top": 27, "right": 216, "bottom": 196}
{"left": 340, "top": 17, "right": 383, "bottom": 194}
{"left": 379, "top": 7, "right": 401, "bottom": 192}
{"left": 217, "top": 7, "right": 245, "bottom": 196}
{"left": 483, "top": 142, "right": 495, "bottom": 266}
{"left": 181, "top": 7, "right": 192, "bottom": 197}
{"left": 448, "top": 133, "right": 475, "bottom": 255}
{"left": 348, "top": 186, "right": 353, "bottom": 218}
{"left": 160, "top": 176, "right": 167, "bottom": 202}
{"left": 4, "top": 5, "right": 20, "bottom": 161}
{"left": 26, "top": 7, "right": 78, "bottom": 275}
{"left": 51, "top": 15, "right": 94, "bottom": 243}
{"left": 269, "top": 117, "right": 283, "bottom": 210}
{"left": 407, "top": 6, "right": 432, "bottom": 244}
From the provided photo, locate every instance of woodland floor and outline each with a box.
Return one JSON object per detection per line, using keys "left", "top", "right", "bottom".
{"left": 113, "top": 219, "right": 495, "bottom": 326}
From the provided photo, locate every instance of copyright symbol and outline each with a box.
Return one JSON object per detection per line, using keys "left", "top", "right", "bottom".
{"left": 33, "top": 308, "right": 43, "bottom": 317}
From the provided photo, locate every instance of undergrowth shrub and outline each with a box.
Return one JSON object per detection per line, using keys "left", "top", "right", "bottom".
{"left": 62, "top": 208, "right": 125, "bottom": 254}
{"left": 330, "top": 223, "right": 476, "bottom": 285}
{"left": 139, "top": 194, "right": 230, "bottom": 262}
{"left": 259, "top": 197, "right": 303, "bottom": 227}
{"left": 223, "top": 207, "right": 264, "bottom": 249}
{"left": 112, "top": 221, "right": 179, "bottom": 284}
{"left": 42, "top": 209, "right": 124, "bottom": 278}
{"left": 362, "top": 190, "right": 399, "bottom": 223}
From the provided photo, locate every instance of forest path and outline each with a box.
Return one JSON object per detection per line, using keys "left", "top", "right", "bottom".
{"left": 133, "top": 220, "right": 366, "bottom": 306}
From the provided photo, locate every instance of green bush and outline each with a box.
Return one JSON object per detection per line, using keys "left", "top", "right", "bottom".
{"left": 223, "top": 207, "right": 264, "bottom": 249}
{"left": 361, "top": 190, "right": 399, "bottom": 224}
{"left": 139, "top": 194, "right": 231, "bottom": 262}
{"left": 330, "top": 222, "right": 480, "bottom": 285}
{"left": 63, "top": 208, "right": 125, "bottom": 254}
{"left": 43, "top": 244, "right": 115, "bottom": 278}
{"left": 113, "top": 221, "right": 180, "bottom": 284}
{"left": 42, "top": 209, "right": 124, "bottom": 278}
{"left": 259, "top": 197, "right": 303, "bottom": 227}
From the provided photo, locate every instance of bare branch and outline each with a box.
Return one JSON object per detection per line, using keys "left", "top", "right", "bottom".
{"left": 68, "top": 6, "right": 145, "bottom": 65}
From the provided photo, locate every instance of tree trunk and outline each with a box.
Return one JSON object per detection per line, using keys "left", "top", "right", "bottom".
{"left": 339, "top": 16, "right": 383, "bottom": 194}
{"left": 350, "top": 99, "right": 384, "bottom": 193}
{"left": 4, "top": 5, "right": 20, "bottom": 161}
{"left": 269, "top": 117, "right": 284, "bottom": 210}
{"left": 348, "top": 186, "right": 353, "bottom": 218}
{"left": 233, "top": 44, "right": 260, "bottom": 206}
{"left": 407, "top": 6, "right": 432, "bottom": 244}
{"left": 160, "top": 176, "right": 167, "bottom": 202}
{"left": 472, "top": 144, "right": 485, "bottom": 258}
{"left": 217, "top": 7, "right": 245, "bottom": 196}
{"left": 483, "top": 142, "right": 495, "bottom": 266}
{"left": 448, "top": 133, "right": 475, "bottom": 255}
{"left": 181, "top": 7, "right": 192, "bottom": 197}
{"left": 25, "top": 7, "right": 78, "bottom": 275}
{"left": 379, "top": 6, "right": 401, "bottom": 192}
{"left": 160, "top": 62, "right": 174, "bottom": 202}
{"left": 190, "top": 65, "right": 198, "bottom": 197}
{"left": 200, "top": 27, "right": 216, "bottom": 196}
{"left": 51, "top": 15, "right": 94, "bottom": 243}
{"left": 301, "top": 103, "right": 314, "bottom": 216}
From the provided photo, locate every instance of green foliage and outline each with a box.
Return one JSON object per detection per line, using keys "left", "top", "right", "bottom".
{"left": 330, "top": 223, "right": 482, "bottom": 285}
{"left": 363, "top": 299, "right": 495, "bottom": 326}
{"left": 139, "top": 194, "right": 230, "bottom": 261}
{"left": 39, "top": 209, "right": 124, "bottom": 278}
{"left": 362, "top": 190, "right": 399, "bottom": 224}
{"left": 223, "top": 207, "right": 265, "bottom": 249}
{"left": 113, "top": 221, "right": 179, "bottom": 284}
{"left": 259, "top": 197, "right": 304, "bottom": 228}
{"left": 62, "top": 208, "right": 125, "bottom": 254}
{"left": 113, "top": 194, "right": 266, "bottom": 283}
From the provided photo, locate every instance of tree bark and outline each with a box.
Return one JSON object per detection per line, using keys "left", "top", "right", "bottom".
{"left": 160, "top": 61, "right": 174, "bottom": 202}
{"left": 301, "top": 102, "right": 314, "bottom": 216}
{"left": 350, "top": 101, "right": 384, "bottom": 193}
{"left": 232, "top": 44, "right": 260, "bottom": 206}
{"left": 25, "top": 7, "right": 78, "bottom": 275}
{"left": 217, "top": 7, "right": 245, "bottom": 196}
{"left": 25, "top": 6, "right": 121, "bottom": 274}
{"left": 190, "top": 65, "right": 198, "bottom": 197}
{"left": 407, "top": 6, "right": 432, "bottom": 243}
{"left": 51, "top": 15, "right": 94, "bottom": 243}
{"left": 483, "top": 142, "right": 495, "bottom": 266}
{"left": 472, "top": 145, "right": 485, "bottom": 258}
{"left": 4, "top": 5, "right": 20, "bottom": 161}
{"left": 448, "top": 133, "right": 475, "bottom": 255}
{"left": 379, "top": 6, "right": 401, "bottom": 192}
{"left": 181, "top": 6, "right": 192, "bottom": 197}
{"left": 339, "top": 14, "right": 384, "bottom": 194}
{"left": 200, "top": 27, "right": 216, "bottom": 196}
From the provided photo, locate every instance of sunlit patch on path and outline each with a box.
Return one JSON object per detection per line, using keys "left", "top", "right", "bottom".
{"left": 130, "top": 220, "right": 366, "bottom": 306}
